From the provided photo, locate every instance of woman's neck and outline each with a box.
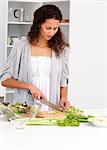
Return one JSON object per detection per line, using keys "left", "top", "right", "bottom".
{"left": 36, "top": 42, "right": 48, "bottom": 48}
{"left": 37, "top": 36, "right": 48, "bottom": 48}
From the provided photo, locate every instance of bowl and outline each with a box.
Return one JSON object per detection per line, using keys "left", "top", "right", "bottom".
{"left": 11, "top": 118, "right": 30, "bottom": 129}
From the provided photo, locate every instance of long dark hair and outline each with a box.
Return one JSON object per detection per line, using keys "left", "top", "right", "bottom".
{"left": 27, "top": 4, "right": 69, "bottom": 56}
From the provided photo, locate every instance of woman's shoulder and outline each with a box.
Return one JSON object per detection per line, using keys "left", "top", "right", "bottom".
{"left": 64, "top": 46, "right": 71, "bottom": 52}
{"left": 15, "top": 37, "right": 28, "bottom": 46}
{"left": 11, "top": 37, "right": 29, "bottom": 55}
{"left": 60, "top": 46, "right": 71, "bottom": 58}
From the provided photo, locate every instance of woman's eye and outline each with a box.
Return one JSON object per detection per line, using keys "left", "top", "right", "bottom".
{"left": 46, "top": 27, "right": 51, "bottom": 30}
{"left": 53, "top": 27, "right": 58, "bottom": 30}
{"left": 46, "top": 27, "right": 58, "bottom": 30}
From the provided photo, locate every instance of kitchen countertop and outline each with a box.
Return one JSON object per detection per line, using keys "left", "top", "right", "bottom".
{"left": 0, "top": 108, "right": 107, "bottom": 150}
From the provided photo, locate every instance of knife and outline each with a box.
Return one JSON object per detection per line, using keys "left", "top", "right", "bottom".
{"left": 28, "top": 90, "right": 63, "bottom": 112}
{"left": 39, "top": 98, "right": 64, "bottom": 112}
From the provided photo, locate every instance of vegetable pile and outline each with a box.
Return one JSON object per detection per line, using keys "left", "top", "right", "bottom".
{"left": 0, "top": 102, "right": 94, "bottom": 126}
{"left": 27, "top": 106, "right": 94, "bottom": 126}
{"left": 2, "top": 102, "right": 38, "bottom": 115}
{"left": 57, "top": 106, "right": 93, "bottom": 126}
{"left": 0, "top": 102, "right": 39, "bottom": 120}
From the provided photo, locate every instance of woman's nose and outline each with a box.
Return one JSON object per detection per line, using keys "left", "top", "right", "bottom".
{"left": 49, "top": 30, "right": 56, "bottom": 36}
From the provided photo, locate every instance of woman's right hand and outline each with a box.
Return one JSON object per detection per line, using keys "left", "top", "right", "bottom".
{"left": 28, "top": 84, "right": 45, "bottom": 100}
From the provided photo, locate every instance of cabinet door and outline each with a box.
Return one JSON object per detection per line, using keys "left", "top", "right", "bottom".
{"left": 0, "top": 0, "right": 7, "bottom": 98}
{"left": 0, "top": 0, "right": 7, "bottom": 69}
{"left": 69, "top": 1, "right": 104, "bottom": 108}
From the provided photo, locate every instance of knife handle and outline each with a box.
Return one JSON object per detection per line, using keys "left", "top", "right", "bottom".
{"left": 28, "top": 90, "right": 45, "bottom": 100}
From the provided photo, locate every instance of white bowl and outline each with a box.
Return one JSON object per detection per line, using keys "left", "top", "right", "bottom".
{"left": 11, "top": 118, "right": 30, "bottom": 129}
{"left": 88, "top": 117, "right": 107, "bottom": 127}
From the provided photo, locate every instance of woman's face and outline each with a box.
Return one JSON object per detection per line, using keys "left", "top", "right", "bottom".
{"left": 39, "top": 18, "right": 60, "bottom": 41}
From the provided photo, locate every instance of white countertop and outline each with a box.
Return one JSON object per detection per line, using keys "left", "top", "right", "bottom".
{"left": 0, "top": 108, "right": 107, "bottom": 150}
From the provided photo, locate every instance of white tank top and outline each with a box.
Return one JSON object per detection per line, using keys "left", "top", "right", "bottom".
{"left": 30, "top": 56, "right": 51, "bottom": 111}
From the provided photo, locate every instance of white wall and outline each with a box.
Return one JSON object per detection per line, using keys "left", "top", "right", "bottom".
{"left": 68, "top": 1, "right": 105, "bottom": 109}
{"left": 104, "top": 1, "right": 107, "bottom": 108}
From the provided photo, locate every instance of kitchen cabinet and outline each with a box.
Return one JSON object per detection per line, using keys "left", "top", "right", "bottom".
{"left": 0, "top": 0, "right": 70, "bottom": 102}
{"left": 0, "top": 0, "right": 7, "bottom": 99}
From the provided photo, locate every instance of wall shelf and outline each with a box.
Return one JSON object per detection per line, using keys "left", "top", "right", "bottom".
{"left": 8, "top": 21, "right": 69, "bottom": 25}
{"left": 8, "top": 21, "right": 32, "bottom": 25}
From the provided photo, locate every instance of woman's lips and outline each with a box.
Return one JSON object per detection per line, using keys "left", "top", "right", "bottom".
{"left": 47, "top": 36, "right": 52, "bottom": 39}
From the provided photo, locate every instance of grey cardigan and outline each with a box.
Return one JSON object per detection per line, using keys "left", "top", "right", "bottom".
{"left": 0, "top": 38, "right": 70, "bottom": 105}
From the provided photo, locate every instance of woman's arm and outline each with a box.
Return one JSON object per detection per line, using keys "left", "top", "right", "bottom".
{"left": 1, "top": 78, "right": 44, "bottom": 100}
{"left": 59, "top": 47, "right": 71, "bottom": 109}
{"left": 1, "top": 78, "right": 30, "bottom": 90}
{"left": 60, "top": 87, "right": 70, "bottom": 109}
{"left": 60, "top": 87, "right": 68, "bottom": 100}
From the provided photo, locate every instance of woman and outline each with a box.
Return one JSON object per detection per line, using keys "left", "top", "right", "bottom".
{"left": 0, "top": 4, "right": 70, "bottom": 110}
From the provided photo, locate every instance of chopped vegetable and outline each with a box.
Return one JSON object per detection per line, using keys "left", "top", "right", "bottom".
{"left": 27, "top": 118, "right": 58, "bottom": 125}
{"left": 56, "top": 106, "right": 95, "bottom": 126}
{"left": 0, "top": 102, "right": 95, "bottom": 126}
{"left": 0, "top": 102, "right": 20, "bottom": 120}
{"left": 3, "top": 102, "right": 38, "bottom": 115}
{"left": 0, "top": 102, "right": 39, "bottom": 120}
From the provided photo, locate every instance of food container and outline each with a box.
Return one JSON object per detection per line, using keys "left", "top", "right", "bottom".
{"left": 11, "top": 102, "right": 41, "bottom": 129}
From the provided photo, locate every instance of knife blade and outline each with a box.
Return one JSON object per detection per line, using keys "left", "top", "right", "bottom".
{"left": 39, "top": 98, "right": 64, "bottom": 112}
{"left": 28, "top": 90, "right": 63, "bottom": 112}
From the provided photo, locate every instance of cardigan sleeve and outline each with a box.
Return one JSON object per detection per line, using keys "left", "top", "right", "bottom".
{"left": 60, "top": 47, "right": 71, "bottom": 87}
{"left": 0, "top": 40, "right": 22, "bottom": 82}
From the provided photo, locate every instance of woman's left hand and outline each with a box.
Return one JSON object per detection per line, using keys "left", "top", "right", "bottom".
{"left": 59, "top": 98, "right": 70, "bottom": 109}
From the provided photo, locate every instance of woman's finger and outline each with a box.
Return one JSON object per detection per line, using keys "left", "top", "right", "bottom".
{"left": 37, "top": 93, "right": 42, "bottom": 100}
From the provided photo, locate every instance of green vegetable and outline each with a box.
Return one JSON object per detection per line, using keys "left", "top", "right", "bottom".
{"left": 0, "top": 102, "right": 20, "bottom": 120}
{"left": 3, "top": 102, "right": 38, "bottom": 115}
{"left": 57, "top": 118, "right": 80, "bottom": 126}
{"left": 27, "top": 118, "right": 58, "bottom": 125}
{"left": 1, "top": 102, "right": 95, "bottom": 126}
{"left": 56, "top": 106, "right": 95, "bottom": 126}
